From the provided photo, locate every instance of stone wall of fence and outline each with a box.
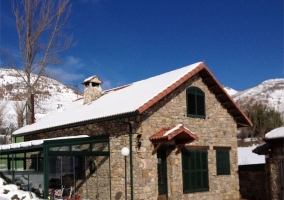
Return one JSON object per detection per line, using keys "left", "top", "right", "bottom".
{"left": 239, "top": 164, "right": 267, "bottom": 200}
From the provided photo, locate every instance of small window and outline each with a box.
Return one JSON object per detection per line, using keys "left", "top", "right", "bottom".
{"left": 182, "top": 149, "right": 209, "bottom": 193}
{"left": 216, "top": 150, "right": 230, "bottom": 175}
{"left": 186, "top": 87, "right": 205, "bottom": 118}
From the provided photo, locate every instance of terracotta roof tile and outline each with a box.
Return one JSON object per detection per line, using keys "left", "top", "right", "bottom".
{"left": 149, "top": 124, "right": 199, "bottom": 144}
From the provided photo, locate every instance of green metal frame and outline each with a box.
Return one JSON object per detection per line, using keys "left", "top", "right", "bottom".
{"left": 0, "top": 135, "right": 110, "bottom": 199}
{"left": 42, "top": 135, "right": 109, "bottom": 199}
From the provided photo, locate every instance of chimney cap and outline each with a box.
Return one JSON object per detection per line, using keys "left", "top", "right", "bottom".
{"left": 82, "top": 75, "right": 103, "bottom": 84}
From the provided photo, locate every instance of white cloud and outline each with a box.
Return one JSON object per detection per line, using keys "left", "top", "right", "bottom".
{"left": 65, "top": 56, "right": 84, "bottom": 68}
{"left": 46, "top": 67, "right": 85, "bottom": 84}
{"left": 44, "top": 55, "right": 87, "bottom": 84}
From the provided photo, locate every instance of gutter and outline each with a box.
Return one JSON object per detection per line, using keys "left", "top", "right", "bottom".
{"left": 12, "top": 111, "right": 139, "bottom": 137}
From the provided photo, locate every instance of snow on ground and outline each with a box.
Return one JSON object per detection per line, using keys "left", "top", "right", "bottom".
{"left": 0, "top": 178, "right": 39, "bottom": 199}
{"left": 238, "top": 145, "right": 265, "bottom": 165}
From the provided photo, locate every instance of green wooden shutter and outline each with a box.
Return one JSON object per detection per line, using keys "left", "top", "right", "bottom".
{"left": 196, "top": 94, "right": 205, "bottom": 116}
{"left": 182, "top": 150, "right": 209, "bottom": 193}
{"left": 216, "top": 150, "right": 230, "bottom": 175}
{"left": 186, "top": 87, "right": 205, "bottom": 118}
{"left": 187, "top": 93, "right": 196, "bottom": 115}
{"left": 182, "top": 150, "right": 190, "bottom": 192}
{"left": 201, "top": 151, "right": 209, "bottom": 189}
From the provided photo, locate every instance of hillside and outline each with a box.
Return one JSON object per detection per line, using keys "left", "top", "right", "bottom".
{"left": 232, "top": 78, "right": 284, "bottom": 117}
{"left": 0, "top": 68, "right": 82, "bottom": 128}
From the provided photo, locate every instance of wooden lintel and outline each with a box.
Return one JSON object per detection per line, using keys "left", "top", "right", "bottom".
{"left": 152, "top": 143, "right": 163, "bottom": 155}
{"left": 175, "top": 144, "right": 185, "bottom": 155}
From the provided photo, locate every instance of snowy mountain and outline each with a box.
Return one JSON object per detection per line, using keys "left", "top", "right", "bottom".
{"left": 223, "top": 86, "right": 238, "bottom": 96}
{"left": 232, "top": 79, "right": 284, "bottom": 117}
{"left": 0, "top": 68, "right": 82, "bottom": 128}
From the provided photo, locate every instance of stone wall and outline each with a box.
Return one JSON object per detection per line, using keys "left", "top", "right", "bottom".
{"left": 268, "top": 142, "right": 284, "bottom": 200}
{"left": 238, "top": 164, "right": 266, "bottom": 200}
{"left": 26, "top": 74, "right": 241, "bottom": 200}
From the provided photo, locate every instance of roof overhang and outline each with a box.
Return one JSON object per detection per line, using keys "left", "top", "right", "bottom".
{"left": 252, "top": 142, "right": 272, "bottom": 155}
{"left": 137, "top": 63, "right": 252, "bottom": 128}
{"left": 198, "top": 66, "right": 252, "bottom": 128}
{"left": 149, "top": 124, "right": 198, "bottom": 154}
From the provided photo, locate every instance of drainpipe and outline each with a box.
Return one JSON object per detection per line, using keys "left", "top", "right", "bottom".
{"left": 118, "top": 119, "right": 134, "bottom": 200}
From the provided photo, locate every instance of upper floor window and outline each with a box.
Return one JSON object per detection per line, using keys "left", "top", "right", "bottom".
{"left": 186, "top": 87, "right": 205, "bottom": 118}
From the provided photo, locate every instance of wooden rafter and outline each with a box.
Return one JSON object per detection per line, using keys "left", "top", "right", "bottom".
{"left": 175, "top": 144, "right": 185, "bottom": 155}
{"left": 152, "top": 142, "right": 163, "bottom": 155}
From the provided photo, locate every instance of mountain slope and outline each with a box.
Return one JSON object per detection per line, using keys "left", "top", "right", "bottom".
{"left": 0, "top": 68, "right": 82, "bottom": 128}
{"left": 232, "top": 78, "right": 284, "bottom": 117}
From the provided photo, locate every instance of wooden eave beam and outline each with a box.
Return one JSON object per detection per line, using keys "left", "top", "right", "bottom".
{"left": 216, "top": 93, "right": 224, "bottom": 97}
{"left": 209, "top": 84, "right": 218, "bottom": 89}
{"left": 221, "top": 101, "right": 230, "bottom": 105}
{"left": 237, "top": 122, "right": 251, "bottom": 127}
{"left": 202, "top": 77, "right": 211, "bottom": 81}
{"left": 152, "top": 142, "right": 163, "bottom": 155}
{"left": 234, "top": 116, "right": 243, "bottom": 119}
{"left": 175, "top": 144, "right": 185, "bottom": 155}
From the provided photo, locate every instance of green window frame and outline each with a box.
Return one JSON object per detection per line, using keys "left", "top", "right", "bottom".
{"left": 186, "top": 87, "right": 205, "bottom": 118}
{"left": 216, "top": 150, "right": 230, "bottom": 175}
{"left": 182, "top": 149, "right": 209, "bottom": 193}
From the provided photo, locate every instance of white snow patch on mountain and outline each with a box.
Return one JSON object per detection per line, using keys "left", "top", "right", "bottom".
{"left": 223, "top": 86, "right": 238, "bottom": 96}
{"left": 232, "top": 78, "right": 284, "bottom": 117}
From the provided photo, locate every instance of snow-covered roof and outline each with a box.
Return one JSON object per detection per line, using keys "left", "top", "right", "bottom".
{"left": 163, "top": 124, "right": 195, "bottom": 137}
{"left": 238, "top": 145, "right": 265, "bottom": 165}
{"left": 13, "top": 61, "right": 251, "bottom": 136}
{"left": 13, "top": 62, "right": 202, "bottom": 135}
{"left": 265, "top": 127, "right": 284, "bottom": 139}
{"left": 0, "top": 135, "right": 89, "bottom": 151}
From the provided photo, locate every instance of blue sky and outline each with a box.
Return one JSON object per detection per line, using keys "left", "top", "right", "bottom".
{"left": 0, "top": 0, "right": 283, "bottom": 92}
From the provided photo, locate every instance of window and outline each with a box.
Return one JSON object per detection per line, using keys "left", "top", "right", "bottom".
{"left": 216, "top": 150, "right": 230, "bottom": 175}
{"left": 182, "top": 149, "right": 209, "bottom": 193}
{"left": 186, "top": 87, "right": 205, "bottom": 118}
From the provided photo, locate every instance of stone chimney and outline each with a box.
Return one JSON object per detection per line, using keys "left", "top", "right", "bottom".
{"left": 82, "top": 75, "right": 103, "bottom": 104}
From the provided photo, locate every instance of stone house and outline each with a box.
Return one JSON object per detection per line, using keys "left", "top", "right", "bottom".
{"left": 1, "top": 62, "right": 252, "bottom": 200}
{"left": 253, "top": 127, "right": 284, "bottom": 200}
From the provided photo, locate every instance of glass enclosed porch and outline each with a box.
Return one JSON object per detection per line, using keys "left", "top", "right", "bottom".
{"left": 0, "top": 135, "right": 110, "bottom": 200}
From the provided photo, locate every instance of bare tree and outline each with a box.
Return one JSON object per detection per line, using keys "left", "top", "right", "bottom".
{"left": 13, "top": 101, "right": 26, "bottom": 128}
{"left": 2, "top": 0, "right": 74, "bottom": 124}
{"left": 0, "top": 102, "right": 9, "bottom": 144}
{"left": 0, "top": 102, "right": 7, "bottom": 128}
